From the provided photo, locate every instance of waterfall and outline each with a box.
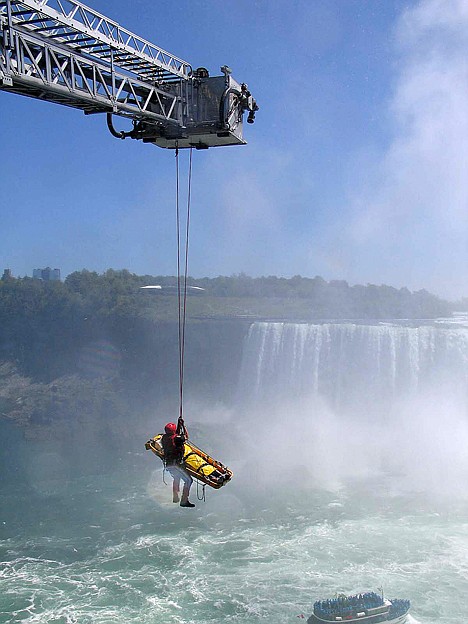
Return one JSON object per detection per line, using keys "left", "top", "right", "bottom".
{"left": 238, "top": 322, "right": 468, "bottom": 418}
{"left": 235, "top": 321, "right": 468, "bottom": 492}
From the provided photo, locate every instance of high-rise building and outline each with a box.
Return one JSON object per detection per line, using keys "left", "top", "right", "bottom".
{"left": 1, "top": 269, "right": 13, "bottom": 281}
{"left": 33, "top": 267, "right": 61, "bottom": 281}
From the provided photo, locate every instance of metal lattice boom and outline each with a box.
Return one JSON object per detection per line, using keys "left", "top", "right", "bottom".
{"left": 0, "top": 0, "right": 258, "bottom": 148}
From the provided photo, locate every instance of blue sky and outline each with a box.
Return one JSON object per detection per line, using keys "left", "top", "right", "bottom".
{"left": 1, "top": 0, "right": 466, "bottom": 299}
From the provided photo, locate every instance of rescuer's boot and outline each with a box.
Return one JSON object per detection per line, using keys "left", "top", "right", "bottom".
{"left": 180, "top": 500, "right": 195, "bottom": 508}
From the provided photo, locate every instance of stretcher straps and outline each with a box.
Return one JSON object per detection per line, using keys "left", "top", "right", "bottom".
{"left": 186, "top": 443, "right": 225, "bottom": 470}
{"left": 184, "top": 450, "right": 217, "bottom": 470}
{"left": 184, "top": 452, "right": 213, "bottom": 476}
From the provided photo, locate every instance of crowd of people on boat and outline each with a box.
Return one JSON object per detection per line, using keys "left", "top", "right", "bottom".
{"left": 313, "top": 592, "right": 384, "bottom": 618}
{"left": 388, "top": 599, "right": 411, "bottom": 618}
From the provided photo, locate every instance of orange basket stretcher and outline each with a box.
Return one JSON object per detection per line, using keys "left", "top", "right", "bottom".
{"left": 145, "top": 434, "right": 233, "bottom": 489}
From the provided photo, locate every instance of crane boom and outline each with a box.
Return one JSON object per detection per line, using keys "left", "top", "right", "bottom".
{"left": 0, "top": 0, "right": 258, "bottom": 148}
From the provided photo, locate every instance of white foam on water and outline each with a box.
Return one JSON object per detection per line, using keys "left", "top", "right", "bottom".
{"left": 1, "top": 479, "right": 466, "bottom": 623}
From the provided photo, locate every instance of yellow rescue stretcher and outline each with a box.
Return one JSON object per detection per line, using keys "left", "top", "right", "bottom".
{"left": 145, "top": 434, "right": 233, "bottom": 489}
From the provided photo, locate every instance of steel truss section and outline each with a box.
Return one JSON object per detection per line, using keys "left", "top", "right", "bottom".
{"left": 0, "top": 0, "right": 258, "bottom": 148}
{"left": 0, "top": 0, "right": 191, "bottom": 82}
{"left": 0, "top": 21, "right": 183, "bottom": 122}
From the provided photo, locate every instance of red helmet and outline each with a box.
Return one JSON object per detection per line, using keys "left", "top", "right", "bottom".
{"left": 164, "top": 422, "right": 177, "bottom": 435}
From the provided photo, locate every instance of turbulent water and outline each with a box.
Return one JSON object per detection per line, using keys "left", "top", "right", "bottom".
{"left": 1, "top": 321, "right": 468, "bottom": 623}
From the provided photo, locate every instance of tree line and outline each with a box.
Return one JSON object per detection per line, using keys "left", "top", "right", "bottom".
{"left": 0, "top": 269, "right": 454, "bottom": 323}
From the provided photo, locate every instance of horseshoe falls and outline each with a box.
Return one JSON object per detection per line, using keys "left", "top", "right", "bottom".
{"left": 1, "top": 321, "right": 468, "bottom": 624}
{"left": 239, "top": 322, "right": 468, "bottom": 411}
{"left": 237, "top": 322, "right": 468, "bottom": 495}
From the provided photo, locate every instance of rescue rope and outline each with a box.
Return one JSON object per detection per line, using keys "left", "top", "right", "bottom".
{"left": 175, "top": 145, "right": 194, "bottom": 428}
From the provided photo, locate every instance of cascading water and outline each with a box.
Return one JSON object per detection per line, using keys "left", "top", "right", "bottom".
{"left": 238, "top": 322, "right": 468, "bottom": 417}
{"left": 237, "top": 321, "right": 468, "bottom": 494}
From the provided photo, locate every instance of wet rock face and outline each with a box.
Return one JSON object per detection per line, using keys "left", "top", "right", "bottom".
{"left": 0, "top": 319, "right": 250, "bottom": 441}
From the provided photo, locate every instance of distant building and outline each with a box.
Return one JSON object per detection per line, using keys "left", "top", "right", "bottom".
{"left": 1, "top": 268, "right": 13, "bottom": 281}
{"left": 33, "top": 267, "right": 61, "bottom": 281}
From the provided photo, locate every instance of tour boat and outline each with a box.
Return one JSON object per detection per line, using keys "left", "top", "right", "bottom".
{"left": 308, "top": 592, "right": 410, "bottom": 624}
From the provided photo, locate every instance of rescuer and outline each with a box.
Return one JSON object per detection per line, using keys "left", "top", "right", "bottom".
{"left": 161, "top": 419, "right": 195, "bottom": 508}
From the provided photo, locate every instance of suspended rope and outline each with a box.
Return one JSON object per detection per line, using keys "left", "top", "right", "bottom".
{"left": 175, "top": 144, "right": 182, "bottom": 421}
{"left": 175, "top": 144, "right": 194, "bottom": 430}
